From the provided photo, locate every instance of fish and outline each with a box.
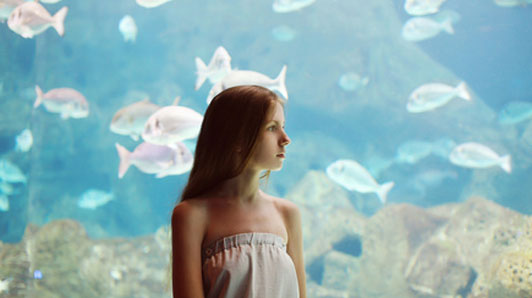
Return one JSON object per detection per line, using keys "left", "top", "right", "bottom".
{"left": 15, "top": 128, "right": 33, "bottom": 152}
{"left": 115, "top": 141, "right": 193, "bottom": 178}
{"left": 497, "top": 101, "right": 532, "bottom": 125}
{"left": 404, "top": 0, "right": 447, "bottom": 16}
{"left": 0, "top": 159, "right": 26, "bottom": 184}
{"left": 0, "top": 159, "right": 27, "bottom": 183}
{"left": 142, "top": 105, "right": 203, "bottom": 145}
{"left": 338, "top": 72, "right": 369, "bottom": 92}
{"left": 273, "top": 0, "right": 316, "bottom": 13}
{"left": 271, "top": 25, "right": 297, "bottom": 42}
{"left": 110, "top": 98, "right": 161, "bottom": 141}
{"left": 407, "top": 82, "right": 471, "bottom": 113}
{"left": 40, "top": 0, "right": 62, "bottom": 3}
{"left": 118, "top": 15, "right": 137, "bottom": 42}
{"left": 78, "top": 189, "right": 114, "bottom": 209}
{"left": 401, "top": 16, "right": 453, "bottom": 42}
{"left": 395, "top": 140, "right": 434, "bottom": 164}
{"left": 0, "top": 195, "right": 8, "bottom": 212}
{"left": 34, "top": 85, "right": 89, "bottom": 119}
{"left": 194, "top": 46, "right": 232, "bottom": 90}
{"left": 449, "top": 142, "right": 511, "bottom": 173}
{"left": 136, "top": 0, "right": 173, "bottom": 8}
{"left": 7, "top": 2, "right": 68, "bottom": 39}
{"left": 326, "top": 159, "right": 394, "bottom": 204}
{"left": 0, "top": 0, "right": 23, "bottom": 21}
{"left": 206, "top": 65, "right": 288, "bottom": 104}
{"left": 494, "top": 0, "right": 532, "bottom": 7}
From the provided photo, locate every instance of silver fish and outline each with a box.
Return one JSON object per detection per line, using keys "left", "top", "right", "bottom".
{"left": 207, "top": 65, "right": 288, "bottom": 104}
{"left": 78, "top": 189, "right": 114, "bottom": 209}
{"left": 195, "top": 46, "right": 232, "bottom": 90}
{"left": 110, "top": 98, "right": 161, "bottom": 141}
{"left": 449, "top": 142, "right": 511, "bottom": 173}
{"left": 326, "top": 159, "right": 394, "bottom": 204}
{"left": 401, "top": 16, "right": 453, "bottom": 42}
{"left": 404, "top": 0, "right": 447, "bottom": 16}
{"left": 0, "top": 159, "right": 26, "bottom": 184}
{"left": 142, "top": 105, "right": 203, "bottom": 145}
{"left": 407, "top": 82, "right": 471, "bottom": 113}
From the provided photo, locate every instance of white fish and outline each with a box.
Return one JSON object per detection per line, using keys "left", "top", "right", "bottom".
{"left": 271, "top": 25, "right": 297, "bottom": 42}
{"left": 407, "top": 82, "right": 471, "bottom": 113}
{"left": 326, "top": 159, "right": 394, "bottom": 204}
{"left": 115, "top": 141, "right": 193, "bottom": 178}
{"left": 110, "top": 98, "right": 161, "bottom": 141}
{"left": 195, "top": 46, "right": 232, "bottom": 90}
{"left": 494, "top": 0, "right": 532, "bottom": 7}
{"left": 7, "top": 2, "right": 68, "bottom": 39}
{"left": 0, "top": 159, "right": 26, "bottom": 184}
{"left": 395, "top": 140, "right": 433, "bottom": 164}
{"left": 142, "top": 106, "right": 203, "bottom": 145}
{"left": 78, "top": 189, "right": 114, "bottom": 209}
{"left": 273, "top": 0, "right": 316, "bottom": 13}
{"left": 401, "top": 16, "right": 453, "bottom": 42}
{"left": 497, "top": 101, "right": 532, "bottom": 125}
{"left": 118, "top": 15, "right": 137, "bottom": 42}
{"left": 136, "top": 0, "right": 173, "bottom": 8}
{"left": 449, "top": 142, "right": 511, "bottom": 173}
{"left": 404, "top": 0, "right": 447, "bottom": 16}
{"left": 40, "top": 0, "right": 62, "bottom": 3}
{"left": 338, "top": 72, "right": 369, "bottom": 92}
{"left": 207, "top": 65, "right": 288, "bottom": 104}
{"left": 34, "top": 85, "right": 89, "bottom": 119}
{"left": 0, "top": 0, "right": 23, "bottom": 21}
{"left": 15, "top": 128, "right": 33, "bottom": 152}
{"left": 0, "top": 195, "right": 8, "bottom": 212}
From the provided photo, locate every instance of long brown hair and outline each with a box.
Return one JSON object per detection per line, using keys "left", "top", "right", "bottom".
{"left": 180, "top": 85, "right": 284, "bottom": 201}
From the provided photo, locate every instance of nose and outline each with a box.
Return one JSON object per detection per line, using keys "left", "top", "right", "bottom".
{"left": 280, "top": 131, "right": 290, "bottom": 146}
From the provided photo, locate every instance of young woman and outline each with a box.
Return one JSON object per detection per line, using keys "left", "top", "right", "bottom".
{"left": 171, "top": 85, "right": 306, "bottom": 298}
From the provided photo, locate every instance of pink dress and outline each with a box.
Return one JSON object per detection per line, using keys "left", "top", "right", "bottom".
{"left": 202, "top": 232, "right": 300, "bottom": 298}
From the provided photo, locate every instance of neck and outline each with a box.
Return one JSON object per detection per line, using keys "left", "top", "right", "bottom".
{"left": 210, "top": 168, "right": 263, "bottom": 204}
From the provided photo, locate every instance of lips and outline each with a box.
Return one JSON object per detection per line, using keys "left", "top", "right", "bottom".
{"left": 276, "top": 153, "right": 285, "bottom": 158}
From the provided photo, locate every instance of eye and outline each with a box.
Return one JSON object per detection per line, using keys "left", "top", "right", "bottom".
{"left": 267, "top": 125, "right": 277, "bottom": 131}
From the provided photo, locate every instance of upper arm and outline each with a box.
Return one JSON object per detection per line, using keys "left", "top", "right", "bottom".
{"left": 282, "top": 200, "right": 307, "bottom": 298}
{"left": 171, "top": 201, "right": 206, "bottom": 298}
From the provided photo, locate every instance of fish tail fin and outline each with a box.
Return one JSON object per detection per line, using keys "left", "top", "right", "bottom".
{"left": 34, "top": 85, "right": 43, "bottom": 108}
{"left": 441, "top": 19, "right": 454, "bottom": 35}
{"left": 115, "top": 143, "right": 131, "bottom": 179}
{"left": 194, "top": 57, "right": 208, "bottom": 90}
{"left": 500, "top": 155, "right": 512, "bottom": 173}
{"left": 274, "top": 65, "right": 288, "bottom": 99}
{"left": 376, "top": 181, "right": 394, "bottom": 204}
{"left": 455, "top": 82, "right": 471, "bottom": 101}
{"left": 52, "top": 7, "right": 68, "bottom": 37}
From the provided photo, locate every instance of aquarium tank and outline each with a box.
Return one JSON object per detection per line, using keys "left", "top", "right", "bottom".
{"left": 0, "top": 0, "right": 531, "bottom": 297}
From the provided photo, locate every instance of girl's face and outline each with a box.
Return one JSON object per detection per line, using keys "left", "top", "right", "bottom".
{"left": 248, "top": 101, "right": 291, "bottom": 171}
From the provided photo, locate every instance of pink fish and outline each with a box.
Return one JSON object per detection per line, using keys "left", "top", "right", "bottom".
{"left": 115, "top": 141, "right": 193, "bottom": 179}
{"left": 7, "top": 2, "right": 67, "bottom": 38}
{"left": 34, "top": 85, "right": 89, "bottom": 119}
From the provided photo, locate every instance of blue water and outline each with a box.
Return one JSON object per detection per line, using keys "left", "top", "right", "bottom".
{"left": 0, "top": 0, "right": 530, "bottom": 254}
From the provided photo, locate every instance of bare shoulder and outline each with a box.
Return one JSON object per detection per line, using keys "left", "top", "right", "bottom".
{"left": 171, "top": 198, "right": 208, "bottom": 233}
{"left": 266, "top": 194, "right": 302, "bottom": 230}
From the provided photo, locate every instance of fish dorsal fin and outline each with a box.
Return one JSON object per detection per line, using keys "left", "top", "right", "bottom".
{"left": 140, "top": 97, "right": 150, "bottom": 103}
{"left": 172, "top": 96, "right": 181, "bottom": 106}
